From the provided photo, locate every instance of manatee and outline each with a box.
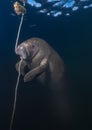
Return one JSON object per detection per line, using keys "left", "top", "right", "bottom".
{"left": 15, "top": 37, "right": 72, "bottom": 128}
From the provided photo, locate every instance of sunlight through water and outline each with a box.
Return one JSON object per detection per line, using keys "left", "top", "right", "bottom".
{"left": 26, "top": 0, "right": 92, "bottom": 16}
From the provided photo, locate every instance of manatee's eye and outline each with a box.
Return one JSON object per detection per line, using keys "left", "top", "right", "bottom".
{"left": 31, "top": 43, "right": 35, "bottom": 48}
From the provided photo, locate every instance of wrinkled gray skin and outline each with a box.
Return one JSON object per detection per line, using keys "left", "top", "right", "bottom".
{"left": 15, "top": 38, "right": 72, "bottom": 125}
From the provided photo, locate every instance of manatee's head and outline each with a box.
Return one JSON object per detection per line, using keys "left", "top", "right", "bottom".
{"left": 15, "top": 38, "right": 40, "bottom": 60}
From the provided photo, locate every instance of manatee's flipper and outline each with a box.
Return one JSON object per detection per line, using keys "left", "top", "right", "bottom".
{"left": 15, "top": 60, "right": 27, "bottom": 76}
{"left": 24, "top": 58, "right": 48, "bottom": 82}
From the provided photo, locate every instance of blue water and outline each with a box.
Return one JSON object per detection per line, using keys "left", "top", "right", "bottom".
{"left": 0, "top": 0, "right": 92, "bottom": 130}
{"left": 27, "top": 0, "right": 92, "bottom": 16}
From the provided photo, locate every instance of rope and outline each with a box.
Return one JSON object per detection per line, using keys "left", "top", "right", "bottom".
{"left": 10, "top": 1, "right": 26, "bottom": 129}
{"left": 9, "top": 58, "right": 23, "bottom": 130}
{"left": 15, "top": 13, "right": 24, "bottom": 51}
{"left": 10, "top": 13, "right": 24, "bottom": 130}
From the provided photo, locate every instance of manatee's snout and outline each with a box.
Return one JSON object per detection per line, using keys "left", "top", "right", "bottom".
{"left": 15, "top": 44, "right": 28, "bottom": 60}
{"left": 15, "top": 39, "right": 40, "bottom": 60}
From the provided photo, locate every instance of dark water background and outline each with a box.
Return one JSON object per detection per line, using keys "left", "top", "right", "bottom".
{"left": 0, "top": 0, "right": 92, "bottom": 130}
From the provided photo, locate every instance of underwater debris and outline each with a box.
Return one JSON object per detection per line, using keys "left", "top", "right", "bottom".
{"left": 13, "top": 1, "right": 26, "bottom": 15}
